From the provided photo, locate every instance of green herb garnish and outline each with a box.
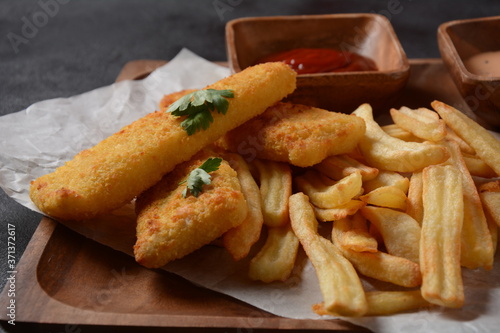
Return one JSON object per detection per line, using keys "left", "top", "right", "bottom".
{"left": 180, "top": 157, "right": 223, "bottom": 198}
{"left": 167, "top": 89, "right": 234, "bottom": 136}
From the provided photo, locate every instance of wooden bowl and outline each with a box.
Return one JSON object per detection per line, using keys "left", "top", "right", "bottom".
{"left": 438, "top": 16, "right": 500, "bottom": 128}
{"left": 225, "top": 14, "right": 410, "bottom": 114}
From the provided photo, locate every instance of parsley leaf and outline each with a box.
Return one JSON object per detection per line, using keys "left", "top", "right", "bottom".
{"left": 167, "top": 89, "right": 234, "bottom": 136}
{"left": 180, "top": 157, "right": 223, "bottom": 198}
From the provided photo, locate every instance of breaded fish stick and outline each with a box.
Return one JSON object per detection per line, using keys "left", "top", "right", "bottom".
{"left": 30, "top": 62, "right": 296, "bottom": 220}
{"left": 134, "top": 150, "right": 248, "bottom": 268}
{"left": 217, "top": 102, "right": 366, "bottom": 167}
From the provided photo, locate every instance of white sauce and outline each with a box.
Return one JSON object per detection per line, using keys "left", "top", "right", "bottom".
{"left": 464, "top": 51, "right": 500, "bottom": 77}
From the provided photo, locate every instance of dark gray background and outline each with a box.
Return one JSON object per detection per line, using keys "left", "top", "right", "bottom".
{"left": 1, "top": 0, "right": 500, "bottom": 332}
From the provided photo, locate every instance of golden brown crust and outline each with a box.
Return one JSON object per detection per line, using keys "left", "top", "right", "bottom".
{"left": 134, "top": 150, "right": 248, "bottom": 268}
{"left": 29, "top": 62, "right": 296, "bottom": 220}
{"left": 217, "top": 102, "right": 366, "bottom": 167}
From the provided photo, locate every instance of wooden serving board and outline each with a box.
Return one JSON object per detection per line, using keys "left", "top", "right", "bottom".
{"left": 0, "top": 59, "right": 476, "bottom": 331}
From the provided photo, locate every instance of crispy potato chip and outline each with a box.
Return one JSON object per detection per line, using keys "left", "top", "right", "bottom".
{"left": 359, "top": 186, "right": 408, "bottom": 211}
{"left": 295, "top": 170, "right": 363, "bottom": 209}
{"left": 253, "top": 159, "right": 292, "bottom": 227}
{"left": 390, "top": 106, "right": 447, "bottom": 142}
{"left": 223, "top": 153, "right": 264, "bottom": 260}
{"left": 248, "top": 224, "right": 299, "bottom": 283}
{"left": 289, "top": 193, "right": 368, "bottom": 316}
{"left": 441, "top": 140, "right": 494, "bottom": 270}
{"left": 420, "top": 164, "right": 464, "bottom": 308}
{"left": 314, "top": 154, "right": 379, "bottom": 181}
{"left": 353, "top": 103, "right": 449, "bottom": 172}
{"left": 360, "top": 206, "right": 420, "bottom": 263}
{"left": 432, "top": 100, "right": 500, "bottom": 176}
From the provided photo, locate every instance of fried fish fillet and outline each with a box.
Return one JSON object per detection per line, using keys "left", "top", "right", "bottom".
{"left": 134, "top": 150, "right": 248, "bottom": 268}
{"left": 30, "top": 62, "right": 296, "bottom": 220}
{"left": 217, "top": 102, "right": 366, "bottom": 167}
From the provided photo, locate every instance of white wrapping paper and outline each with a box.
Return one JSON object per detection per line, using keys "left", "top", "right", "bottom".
{"left": 1, "top": 48, "right": 499, "bottom": 333}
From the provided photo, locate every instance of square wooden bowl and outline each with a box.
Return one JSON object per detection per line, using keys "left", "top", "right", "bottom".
{"left": 226, "top": 14, "right": 410, "bottom": 114}
{"left": 438, "top": 16, "right": 500, "bottom": 128}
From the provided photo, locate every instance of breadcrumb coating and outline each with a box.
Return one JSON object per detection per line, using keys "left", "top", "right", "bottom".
{"left": 217, "top": 102, "right": 366, "bottom": 167}
{"left": 134, "top": 151, "right": 248, "bottom": 268}
{"left": 29, "top": 62, "right": 296, "bottom": 220}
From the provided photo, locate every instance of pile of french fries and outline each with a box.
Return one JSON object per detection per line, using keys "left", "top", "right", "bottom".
{"left": 223, "top": 100, "right": 500, "bottom": 317}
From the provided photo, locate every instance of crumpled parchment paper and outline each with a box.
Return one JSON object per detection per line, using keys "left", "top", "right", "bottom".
{"left": 1, "top": 48, "right": 499, "bottom": 333}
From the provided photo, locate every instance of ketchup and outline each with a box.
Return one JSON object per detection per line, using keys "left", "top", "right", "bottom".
{"left": 257, "top": 48, "right": 377, "bottom": 74}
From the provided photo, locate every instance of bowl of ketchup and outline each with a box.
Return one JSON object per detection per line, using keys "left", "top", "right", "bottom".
{"left": 226, "top": 14, "right": 410, "bottom": 114}
{"left": 438, "top": 16, "right": 500, "bottom": 128}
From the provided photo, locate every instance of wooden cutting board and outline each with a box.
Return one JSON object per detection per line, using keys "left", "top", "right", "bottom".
{"left": 0, "top": 58, "right": 477, "bottom": 332}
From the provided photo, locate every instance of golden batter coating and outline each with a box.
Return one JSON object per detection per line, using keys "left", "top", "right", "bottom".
{"left": 217, "top": 102, "right": 366, "bottom": 167}
{"left": 134, "top": 151, "right": 248, "bottom": 268}
{"left": 29, "top": 62, "right": 296, "bottom": 220}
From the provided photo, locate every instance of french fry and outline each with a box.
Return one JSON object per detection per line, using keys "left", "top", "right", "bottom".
{"left": 362, "top": 170, "right": 410, "bottom": 194}
{"left": 406, "top": 106, "right": 442, "bottom": 119}
{"left": 289, "top": 193, "right": 368, "bottom": 316}
{"left": 479, "top": 181, "right": 500, "bottom": 228}
{"left": 313, "top": 290, "right": 430, "bottom": 316}
{"left": 248, "top": 224, "right": 299, "bottom": 283}
{"left": 313, "top": 200, "right": 366, "bottom": 222}
{"left": 352, "top": 103, "right": 449, "bottom": 172}
{"left": 481, "top": 184, "right": 499, "bottom": 257}
{"left": 490, "top": 224, "right": 498, "bottom": 256}
{"left": 359, "top": 186, "right": 408, "bottom": 211}
{"left": 420, "top": 164, "right": 464, "bottom": 308}
{"left": 406, "top": 172, "right": 424, "bottom": 225}
{"left": 382, "top": 124, "right": 422, "bottom": 142}
{"left": 295, "top": 170, "right": 363, "bottom": 209}
{"left": 445, "top": 127, "right": 475, "bottom": 154}
{"left": 360, "top": 206, "right": 420, "bottom": 263}
{"left": 332, "top": 214, "right": 378, "bottom": 252}
{"left": 462, "top": 152, "right": 497, "bottom": 178}
{"left": 441, "top": 140, "right": 494, "bottom": 270}
{"left": 432, "top": 100, "right": 500, "bottom": 176}
{"left": 223, "top": 153, "right": 264, "bottom": 260}
{"left": 390, "top": 106, "right": 447, "bottom": 142}
{"left": 364, "top": 291, "right": 431, "bottom": 316}
{"left": 253, "top": 159, "right": 292, "bottom": 227}
{"left": 314, "top": 154, "right": 379, "bottom": 181}
{"left": 332, "top": 216, "right": 422, "bottom": 288}
{"left": 369, "top": 221, "right": 384, "bottom": 245}
{"left": 346, "top": 251, "right": 422, "bottom": 288}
